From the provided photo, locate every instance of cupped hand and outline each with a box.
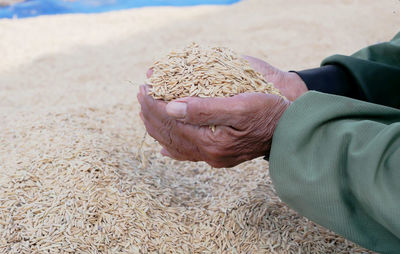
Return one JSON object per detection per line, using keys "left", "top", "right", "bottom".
{"left": 243, "top": 56, "right": 308, "bottom": 101}
{"left": 137, "top": 85, "right": 291, "bottom": 168}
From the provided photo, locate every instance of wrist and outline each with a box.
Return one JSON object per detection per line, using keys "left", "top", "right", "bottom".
{"left": 263, "top": 97, "right": 292, "bottom": 159}
{"left": 294, "top": 65, "right": 366, "bottom": 101}
{"left": 283, "top": 72, "right": 308, "bottom": 101}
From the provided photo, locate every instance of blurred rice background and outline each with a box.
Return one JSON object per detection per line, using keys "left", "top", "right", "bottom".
{"left": 0, "top": 0, "right": 399, "bottom": 253}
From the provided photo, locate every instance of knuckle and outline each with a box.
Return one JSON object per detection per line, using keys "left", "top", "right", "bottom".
{"left": 202, "top": 131, "right": 220, "bottom": 145}
{"left": 203, "top": 145, "right": 225, "bottom": 161}
{"left": 188, "top": 111, "right": 213, "bottom": 126}
{"left": 146, "top": 130, "right": 158, "bottom": 141}
{"left": 207, "top": 160, "right": 238, "bottom": 169}
{"left": 186, "top": 98, "right": 221, "bottom": 125}
{"left": 142, "top": 120, "right": 154, "bottom": 134}
{"left": 160, "top": 130, "right": 173, "bottom": 145}
{"left": 207, "top": 161, "right": 225, "bottom": 168}
{"left": 162, "top": 118, "right": 175, "bottom": 130}
{"left": 238, "top": 153, "right": 254, "bottom": 163}
{"left": 201, "top": 129, "right": 239, "bottom": 158}
{"left": 158, "top": 120, "right": 176, "bottom": 145}
{"left": 206, "top": 128, "right": 231, "bottom": 143}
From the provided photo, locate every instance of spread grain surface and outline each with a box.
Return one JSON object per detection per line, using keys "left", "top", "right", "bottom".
{"left": 1, "top": 0, "right": 397, "bottom": 252}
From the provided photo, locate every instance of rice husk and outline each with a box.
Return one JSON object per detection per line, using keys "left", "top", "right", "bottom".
{"left": 0, "top": 107, "right": 373, "bottom": 253}
{"left": 147, "top": 43, "right": 284, "bottom": 101}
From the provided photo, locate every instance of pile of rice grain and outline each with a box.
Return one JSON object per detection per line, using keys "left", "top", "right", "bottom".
{"left": 147, "top": 43, "right": 283, "bottom": 101}
{"left": 0, "top": 42, "right": 372, "bottom": 254}
{"left": 0, "top": 107, "right": 372, "bottom": 253}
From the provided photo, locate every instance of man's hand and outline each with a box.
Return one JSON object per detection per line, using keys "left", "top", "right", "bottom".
{"left": 137, "top": 85, "right": 291, "bottom": 168}
{"left": 243, "top": 56, "right": 308, "bottom": 101}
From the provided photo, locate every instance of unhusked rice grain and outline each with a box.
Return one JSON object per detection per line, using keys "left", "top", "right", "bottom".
{"left": 147, "top": 43, "right": 284, "bottom": 101}
{"left": 0, "top": 105, "right": 373, "bottom": 254}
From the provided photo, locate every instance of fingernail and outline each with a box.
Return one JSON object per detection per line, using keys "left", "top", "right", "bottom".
{"left": 166, "top": 101, "right": 187, "bottom": 118}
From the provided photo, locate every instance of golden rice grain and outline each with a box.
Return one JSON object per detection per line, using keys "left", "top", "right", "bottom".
{"left": 147, "top": 43, "right": 284, "bottom": 101}
{"left": 0, "top": 108, "right": 373, "bottom": 253}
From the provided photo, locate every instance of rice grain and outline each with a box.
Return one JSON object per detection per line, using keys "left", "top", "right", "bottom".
{"left": 0, "top": 107, "right": 374, "bottom": 253}
{"left": 147, "top": 43, "right": 284, "bottom": 101}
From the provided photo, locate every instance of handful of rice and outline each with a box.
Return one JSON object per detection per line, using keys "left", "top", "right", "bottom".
{"left": 147, "top": 43, "right": 283, "bottom": 101}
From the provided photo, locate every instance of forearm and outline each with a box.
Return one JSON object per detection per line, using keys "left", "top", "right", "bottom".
{"left": 292, "top": 32, "right": 400, "bottom": 108}
{"left": 269, "top": 92, "right": 400, "bottom": 253}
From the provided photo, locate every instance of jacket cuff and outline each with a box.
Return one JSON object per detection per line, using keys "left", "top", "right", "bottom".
{"left": 291, "top": 65, "right": 366, "bottom": 100}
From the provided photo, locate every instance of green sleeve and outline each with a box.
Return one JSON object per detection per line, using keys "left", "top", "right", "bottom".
{"left": 269, "top": 92, "right": 400, "bottom": 253}
{"left": 322, "top": 32, "right": 400, "bottom": 108}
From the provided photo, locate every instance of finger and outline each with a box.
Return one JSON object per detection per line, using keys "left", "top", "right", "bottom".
{"left": 144, "top": 84, "right": 150, "bottom": 94}
{"left": 139, "top": 90, "right": 168, "bottom": 121}
{"left": 206, "top": 152, "right": 255, "bottom": 168}
{"left": 242, "top": 55, "right": 278, "bottom": 78}
{"left": 137, "top": 85, "right": 145, "bottom": 103}
{"left": 141, "top": 112, "right": 172, "bottom": 147}
{"left": 242, "top": 55, "right": 262, "bottom": 64}
{"left": 160, "top": 147, "right": 188, "bottom": 161}
{"left": 141, "top": 99, "right": 213, "bottom": 151}
{"left": 138, "top": 84, "right": 206, "bottom": 161}
{"left": 141, "top": 84, "right": 147, "bottom": 95}
{"left": 143, "top": 109, "right": 208, "bottom": 154}
{"left": 140, "top": 103, "right": 205, "bottom": 160}
{"left": 165, "top": 96, "right": 241, "bottom": 126}
{"left": 165, "top": 93, "right": 274, "bottom": 127}
{"left": 146, "top": 68, "right": 154, "bottom": 78}
{"left": 160, "top": 147, "right": 172, "bottom": 157}
{"left": 142, "top": 108, "right": 203, "bottom": 152}
{"left": 146, "top": 107, "right": 211, "bottom": 162}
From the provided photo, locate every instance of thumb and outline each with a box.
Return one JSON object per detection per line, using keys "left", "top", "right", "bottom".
{"left": 165, "top": 94, "right": 260, "bottom": 126}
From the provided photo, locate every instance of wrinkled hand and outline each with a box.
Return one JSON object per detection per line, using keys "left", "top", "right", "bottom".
{"left": 137, "top": 84, "right": 291, "bottom": 168}
{"left": 243, "top": 56, "right": 308, "bottom": 101}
